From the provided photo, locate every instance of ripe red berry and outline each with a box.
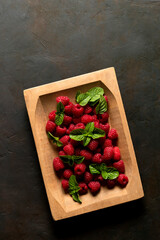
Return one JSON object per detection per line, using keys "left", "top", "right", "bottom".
{"left": 103, "top": 147, "right": 114, "bottom": 162}
{"left": 72, "top": 117, "right": 81, "bottom": 124}
{"left": 108, "top": 128, "right": 118, "bottom": 140}
{"left": 94, "top": 174, "right": 106, "bottom": 186}
{"left": 48, "top": 110, "right": 56, "bottom": 122}
{"left": 79, "top": 182, "right": 88, "bottom": 195}
{"left": 106, "top": 179, "right": 117, "bottom": 189}
{"left": 59, "top": 150, "right": 66, "bottom": 156}
{"left": 66, "top": 124, "right": 75, "bottom": 134}
{"left": 98, "top": 136, "right": 106, "bottom": 145}
{"left": 61, "top": 179, "right": 69, "bottom": 192}
{"left": 74, "top": 163, "right": 86, "bottom": 176}
{"left": 81, "top": 114, "right": 93, "bottom": 124}
{"left": 92, "top": 153, "right": 103, "bottom": 164}
{"left": 117, "top": 174, "right": 128, "bottom": 187}
{"left": 113, "top": 146, "right": 121, "bottom": 161}
{"left": 88, "top": 181, "right": 101, "bottom": 194}
{"left": 103, "top": 95, "right": 108, "bottom": 103}
{"left": 103, "top": 138, "right": 112, "bottom": 149}
{"left": 99, "top": 112, "right": 109, "bottom": 123}
{"left": 92, "top": 115, "right": 97, "bottom": 121}
{"left": 46, "top": 120, "right": 56, "bottom": 132}
{"left": 53, "top": 157, "right": 65, "bottom": 171}
{"left": 56, "top": 96, "right": 70, "bottom": 106}
{"left": 70, "top": 139, "right": 79, "bottom": 147}
{"left": 74, "top": 123, "right": 85, "bottom": 130}
{"left": 84, "top": 171, "right": 93, "bottom": 184}
{"left": 99, "top": 123, "right": 110, "bottom": 134}
{"left": 63, "top": 115, "right": 72, "bottom": 126}
{"left": 113, "top": 160, "right": 125, "bottom": 173}
{"left": 88, "top": 139, "right": 99, "bottom": 151}
{"left": 80, "top": 149, "right": 93, "bottom": 161}
{"left": 64, "top": 102, "right": 73, "bottom": 115}
{"left": 94, "top": 120, "right": 99, "bottom": 128}
{"left": 84, "top": 105, "right": 92, "bottom": 114}
{"left": 75, "top": 147, "right": 82, "bottom": 156}
{"left": 72, "top": 104, "right": 84, "bottom": 117}
{"left": 63, "top": 144, "right": 74, "bottom": 155}
{"left": 59, "top": 135, "right": 70, "bottom": 146}
{"left": 56, "top": 126, "right": 67, "bottom": 137}
{"left": 63, "top": 169, "right": 73, "bottom": 179}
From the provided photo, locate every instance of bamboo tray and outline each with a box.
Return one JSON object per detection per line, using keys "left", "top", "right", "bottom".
{"left": 23, "top": 67, "right": 144, "bottom": 220}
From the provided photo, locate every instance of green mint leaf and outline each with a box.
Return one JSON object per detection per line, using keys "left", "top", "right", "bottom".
{"left": 71, "top": 192, "right": 82, "bottom": 203}
{"left": 89, "top": 164, "right": 101, "bottom": 174}
{"left": 105, "top": 167, "right": 119, "bottom": 180}
{"left": 69, "top": 175, "right": 82, "bottom": 203}
{"left": 89, "top": 94, "right": 101, "bottom": 102}
{"left": 77, "top": 93, "right": 91, "bottom": 106}
{"left": 101, "top": 170, "right": 108, "bottom": 179}
{"left": 83, "top": 136, "right": 91, "bottom": 146}
{"left": 84, "top": 122, "right": 95, "bottom": 134}
{"left": 47, "top": 132, "right": 63, "bottom": 147}
{"left": 55, "top": 112, "right": 64, "bottom": 126}
{"left": 69, "top": 129, "right": 85, "bottom": 141}
{"left": 89, "top": 99, "right": 99, "bottom": 106}
{"left": 75, "top": 90, "right": 81, "bottom": 102}
{"left": 88, "top": 87, "right": 104, "bottom": 97}
{"left": 99, "top": 163, "right": 107, "bottom": 171}
{"left": 57, "top": 102, "right": 64, "bottom": 113}
{"left": 73, "top": 156, "right": 85, "bottom": 164}
{"left": 92, "top": 128, "right": 105, "bottom": 139}
{"left": 59, "top": 155, "right": 74, "bottom": 166}
{"left": 95, "top": 95, "right": 107, "bottom": 114}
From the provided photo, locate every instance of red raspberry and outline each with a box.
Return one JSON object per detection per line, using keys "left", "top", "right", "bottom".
{"left": 94, "top": 120, "right": 99, "bottom": 128}
{"left": 59, "top": 135, "right": 70, "bottom": 146}
{"left": 64, "top": 102, "right": 73, "bottom": 115}
{"left": 106, "top": 179, "right": 117, "bottom": 189}
{"left": 108, "top": 128, "right": 118, "bottom": 140}
{"left": 73, "top": 117, "right": 81, "bottom": 124}
{"left": 72, "top": 104, "right": 84, "bottom": 117}
{"left": 46, "top": 120, "right": 56, "bottom": 132}
{"left": 79, "top": 182, "right": 88, "bottom": 195}
{"left": 92, "top": 115, "right": 97, "bottom": 121}
{"left": 75, "top": 147, "right": 82, "bottom": 156}
{"left": 84, "top": 105, "right": 92, "bottom": 114}
{"left": 113, "top": 146, "right": 121, "bottom": 161}
{"left": 88, "top": 139, "right": 99, "bottom": 151}
{"left": 66, "top": 124, "right": 75, "bottom": 134}
{"left": 74, "top": 123, "right": 85, "bottom": 130}
{"left": 84, "top": 171, "right": 93, "bottom": 184}
{"left": 70, "top": 139, "right": 79, "bottom": 147}
{"left": 117, "top": 174, "right": 128, "bottom": 187}
{"left": 95, "top": 148, "right": 101, "bottom": 153}
{"left": 88, "top": 181, "right": 101, "bottom": 194}
{"left": 56, "top": 126, "right": 67, "bottom": 137}
{"left": 99, "top": 112, "right": 109, "bottom": 123}
{"left": 94, "top": 174, "right": 106, "bottom": 186}
{"left": 56, "top": 96, "right": 70, "bottom": 106}
{"left": 92, "top": 153, "right": 103, "bottom": 164}
{"left": 99, "top": 123, "right": 110, "bottom": 134}
{"left": 113, "top": 160, "right": 125, "bottom": 173}
{"left": 74, "top": 163, "right": 86, "bottom": 176}
{"left": 103, "top": 139, "right": 112, "bottom": 149}
{"left": 103, "top": 147, "right": 114, "bottom": 162}
{"left": 80, "top": 150, "right": 93, "bottom": 161}
{"left": 61, "top": 179, "right": 69, "bottom": 192}
{"left": 63, "top": 115, "right": 72, "bottom": 126}
{"left": 98, "top": 136, "right": 106, "bottom": 145}
{"left": 48, "top": 110, "right": 56, "bottom": 122}
{"left": 53, "top": 157, "right": 65, "bottom": 171}
{"left": 103, "top": 95, "right": 108, "bottom": 103}
{"left": 63, "top": 144, "right": 74, "bottom": 155}
{"left": 81, "top": 114, "right": 93, "bottom": 124}
{"left": 59, "top": 150, "right": 66, "bottom": 156}
{"left": 63, "top": 169, "right": 73, "bottom": 179}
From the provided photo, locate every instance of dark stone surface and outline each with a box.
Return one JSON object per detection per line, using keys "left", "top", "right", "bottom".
{"left": 0, "top": 0, "right": 160, "bottom": 239}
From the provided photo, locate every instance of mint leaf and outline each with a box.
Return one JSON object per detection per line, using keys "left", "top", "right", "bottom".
{"left": 77, "top": 93, "right": 91, "bottom": 106}
{"left": 47, "top": 132, "right": 63, "bottom": 147}
{"left": 84, "top": 122, "right": 95, "bottom": 134}
{"left": 95, "top": 95, "right": 107, "bottom": 114}
{"left": 72, "top": 155, "right": 85, "bottom": 164}
{"left": 105, "top": 167, "right": 119, "bottom": 180}
{"left": 57, "top": 102, "right": 64, "bottom": 113}
{"left": 89, "top": 94, "right": 101, "bottom": 102}
{"left": 83, "top": 136, "right": 91, "bottom": 146}
{"left": 89, "top": 99, "right": 99, "bottom": 106}
{"left": 89, "top": 163, "right": 119, "bottom": 180}
{"left": 101, "top": 170, "right": 108, "bottom": 179}
{"left": 91, "top": 128, "right": 105, "bottom": 139}
{"left": 75, "top": 90, "right": 81, "bottom": 102}
{"left": 69, "top": 175, "right": 82, "bottom": 203}
{"left": 72, "top": 192, "right": 82, "bottom": 203}
{"left": 88, "top": 87, "right": 104, "bottom": 97}
{"left": 89, "top": 164, "right": 101, "bottom": 174}
{"left": 55, "top": 112, "right": 64, "bottom": 126}
{"left": 59, "top": 155, "right": 74, "bottom": 166}
{"left": 69, "top": 129, "right": 85, "bottom": 141}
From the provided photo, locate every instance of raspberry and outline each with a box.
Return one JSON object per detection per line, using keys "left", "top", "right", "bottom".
{"left": 48, "top": 110, "right": 56, "bottom": 122}
{"left": 63, "top": 115, "right": 72, "bottom": 126}
{"left": 56, "top": 126, "right": 67, "bottom": 137}
{"left": 94, "top": 121, "right": 99, "bottom": 128}
{"left": 64, "top": 102, "right": 73, "bottom": 115}
{"left": 95, "top": 148, "right": 101, "bottom": 153}
{"left": 94, "top": 174, "right": 106, "bottom": 186}
{"left": 92, "top": 153, "right": 103, "bottom": 164}
{"left": 79, "top": 182, "right": 88, "bottom": 195}
{"left": 103, "top": 139, "right": 112, "bottom": 149}
{"left": 72, "top": 104, "right": 84, "bottom": 117}
{"left": 92, "top": 115, "right": 97, "bottom": 121}
{"left": 61, "top": 179, "right": 69, "bottom": 192}
{"left": 99, "top": 123, "right": 110, "bottom": 134}
{"left": 103, "top": 147, "right": 114, "bottom": 162}
{"left": 117, "top": 174, "right": 128, "bottom": 187}
{"left": 46, "top": 120, "right": 56, "bottom": 132}
{"left": 84, "top": 105, "right": 92, "bottom": 114}
{"left": 73, "top": 117, "right": 81, "bottom": 124}
{"left": 113, "top": 146, "right": 121, "bottom": 161}
{"left": 59, "top": 135, "right": 70, "bottom": 146}
{"left": 56, "top": 96, "right": 70, "bottom": 106}
{"left": 106, "top": 179, "right": 117, "bottom": 189}
{"left": 53, "top": 157, "right": 65, "bottom": 171}
{"left": 81, "top": 114, "right": 93, "bottom": 124}
{"left": 113, "top": 160, "right": 125, "bottom": 173}
{"left": 88, "top": 181, "right": 101, "bottom": 194}
{"left": 63, "top": 169, "right": 73, "bottom": 179}
{"left": 84, "top": 171, "right": 93, "bottom": 184}
{"left": 59, "top": 150, "right": 66, "bottom": 156}
{"left": 70, "top": 139, "right": 79, "bottom": 147}
{"left": 75, "top": 147, "right": 81, "bottom": 156}
{"left": 108, "top": 128, "right": 118, "bottom": 140}
{"left": 103, "top": 95, "right": 108, "bottom": 103}
{"left": 99, "top": 112, "right": 109, "bottom": 123}
{"left": 74, "top": 123, "right": 85, "bottom": 130}
{"left": 74, "top": 163, "right": 86, "bottom": 176}
{"left": 66, "top": 124, "right": 75, "bottom": 134}
{"left": 88, "top": 140, "right": 99, "bottom": 151}
{"left": 63, "top": 144, "right": 74, "bottom": 155}
{"left": 98, "top": 136, "right": 106, "bottom": 145}
{"left": 80, "top": 149, "right": 93, "bottom": 161}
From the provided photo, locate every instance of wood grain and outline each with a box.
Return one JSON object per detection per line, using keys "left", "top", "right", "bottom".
{"left": 23, "top": 67, "right": 144, "bottom": 220}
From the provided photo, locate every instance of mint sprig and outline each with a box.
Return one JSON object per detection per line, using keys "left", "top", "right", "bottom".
{"left": 55, "top": 102, "right": 64, "bottom": 125}
{"left": 69, "top": 175, "right": 81, "bottom": 203}
{"left": 89, "top": 163, "right": 119, "bottom": 180}
{"left": 59, "top": 155, "right": 84, "bottom": 166}
{"left": 47, "top": 132, "right": 63, "bottom": 147}
{"left": 69, "top": 122, "right": 105, "bottom": 146}
{"left": 95, "top": 95, "right": 107, "bottom": 114}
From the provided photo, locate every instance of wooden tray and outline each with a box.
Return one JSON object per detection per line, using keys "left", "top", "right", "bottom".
{"left": 23, "top": 67, "right": 144, "bottom": 220}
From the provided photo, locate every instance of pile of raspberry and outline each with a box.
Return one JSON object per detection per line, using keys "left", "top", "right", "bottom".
{"left": 46, "top": 95, "right": 128, "bottom": 199}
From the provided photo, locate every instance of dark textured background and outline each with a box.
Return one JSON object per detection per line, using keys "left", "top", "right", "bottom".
{"left": 0, "top": 0, "right": 160, "bottom": 239}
